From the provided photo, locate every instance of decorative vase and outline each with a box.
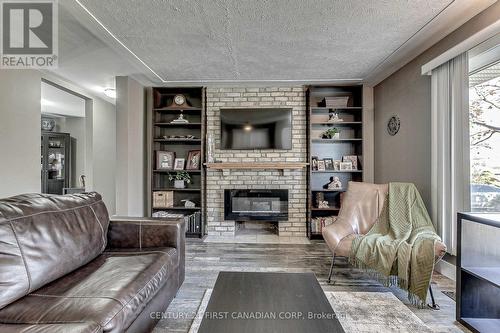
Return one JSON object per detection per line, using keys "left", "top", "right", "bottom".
{"left": 207, "top": 132, "right": 215, "bottom": 163}
{"left": 332, "top": 132, "right": 340, "bottom": 140}
{"left": 41, "top": 118, "right": 56, "bottom": 131}
{"left": 174, "top": 180, "right": 185, "bottom": 189}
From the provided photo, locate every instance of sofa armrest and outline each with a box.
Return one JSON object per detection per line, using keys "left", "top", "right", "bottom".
{"left": 107, "top": 216, "right": 186, "bottom": 286}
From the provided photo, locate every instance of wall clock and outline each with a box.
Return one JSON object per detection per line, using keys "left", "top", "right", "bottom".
{"left": 387, "top": 116, "right": 400, "bottom": 136}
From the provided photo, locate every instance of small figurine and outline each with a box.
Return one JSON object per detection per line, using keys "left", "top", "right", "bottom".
{"left": 324, "top": 176, "right": 342, "bottom": 190}
{"left": 182, "top": 199, "right": 196, "bottom": 208}
{"left": 328, "top": 112, "right": 343, "bottom": 123}
{"left": 318, "top": 200, "right": 330, "bottom": 209}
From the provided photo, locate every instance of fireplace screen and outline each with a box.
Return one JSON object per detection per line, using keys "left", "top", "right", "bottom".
{"left": 225, "top": 189, "right": 288, "bottom": 221}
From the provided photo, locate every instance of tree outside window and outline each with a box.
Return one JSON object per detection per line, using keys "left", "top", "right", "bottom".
{"left": 470, "top": 62, "right": 500, "bottom": 211}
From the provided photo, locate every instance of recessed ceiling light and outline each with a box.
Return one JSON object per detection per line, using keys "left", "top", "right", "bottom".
{"left": 104, "top": 88, "right": 116, "bottom": 99}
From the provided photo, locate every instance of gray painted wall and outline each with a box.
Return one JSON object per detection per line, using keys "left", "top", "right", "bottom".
{"left": 374, "top": 2, "right": 500, "bottom": 208}
{"left": 0, "top": 70, "right": 42, "bottom": 198}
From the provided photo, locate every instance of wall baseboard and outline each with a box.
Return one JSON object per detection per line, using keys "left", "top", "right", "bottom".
{"left": 435, "top": 259, "right": 456, "bottom": 281}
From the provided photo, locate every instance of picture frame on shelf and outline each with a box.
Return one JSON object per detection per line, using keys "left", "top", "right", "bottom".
{"left": 311, "top": 156, "right": 319, "bottom": 171}
{"left": 324, "top": 159, "right": 334, "bottom": 170}
{"left": 186, "top": 150, "right": 201, "bottom": 170}
{"left": 174, "top": 158, "right": 185, "bottom": 170}
{"left": 156, "top": 151, "right": 175, "bottom": 170}
{"left": 342, "top": 155, "right": 358, "bottom": 170}
{"left": 333, "top": 160, "right": 341, "bottom": 171}
{"left": 317, "top": 160, "right": 326, "bottom": 171}
{"left": 339, "top": 161, "right": 353, "bottom": 171}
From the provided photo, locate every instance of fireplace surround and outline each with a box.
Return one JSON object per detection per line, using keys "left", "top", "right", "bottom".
{"left": 224, "top": 189, "right": 289, "bottom": 221}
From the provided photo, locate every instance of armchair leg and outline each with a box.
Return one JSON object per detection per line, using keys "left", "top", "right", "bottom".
{"left": 327, "top": 254, "right": 336, "bottom": 284}
{"left": 427, "top": 285, "right": 440, "bottom": 310}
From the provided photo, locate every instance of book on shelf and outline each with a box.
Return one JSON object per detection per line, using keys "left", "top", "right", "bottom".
{"left": 184, "top": 211, "right": 201, "bottom": 233}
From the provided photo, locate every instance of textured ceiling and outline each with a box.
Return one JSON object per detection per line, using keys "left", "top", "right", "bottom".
{"left": 77, "top": 0, "right": 454, "bottom": 82}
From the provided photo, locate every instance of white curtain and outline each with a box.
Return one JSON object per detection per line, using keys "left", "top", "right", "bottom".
{"left": 431, "top": 53, "right": 470, "bottom": 255}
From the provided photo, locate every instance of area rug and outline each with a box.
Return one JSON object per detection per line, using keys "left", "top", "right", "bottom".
{"left": 188, "top": 289, "right": 432, "bottom": 333}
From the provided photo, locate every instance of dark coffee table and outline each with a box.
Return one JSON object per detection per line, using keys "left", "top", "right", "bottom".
{"left": 198, "top": 272, "right": 344, "bottom": 333}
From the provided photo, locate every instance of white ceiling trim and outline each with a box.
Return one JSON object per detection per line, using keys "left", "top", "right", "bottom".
{"left": 73, "top": 0, "right": 164, "bottom": 82}
{"left": 364, "top": 0, "right": 497, "bottom": 86}
{"left": 421, "top": 23, "right": 500, "bottom": 75}
{"left": 67, "top": 0, "right": 496, "bottom": 86}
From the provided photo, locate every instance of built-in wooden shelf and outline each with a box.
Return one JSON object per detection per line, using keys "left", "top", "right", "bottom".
{"left": 312, "top": 138, "right": 362, "bottom": 143}
{"left": 152, "top": 206, "right": 201, "bottom": 211}
{"left": 153, "top": 138, "right": 202, "bottom": 143}
{"left": 312, "top": 170, "right": 363, "bottom": 173}
{"left": 154, "top": 122, "right": 202, "bottom": 127}
{"left": 311, "top": 189, "right": 347, "bottom": 192}
{"left": 311, "top": 207, "right": 341, "bottom": 211}
{"left": 153, "top": 188, "right": 201, "bottom": 192}
{"left": 154, "top": 106, "right": 202, "bottom": 111}
{"left": 312, "top": 107, "right": 362, "bottom": 111}
{"left": 311, "top": 122, "right": 362, "bottom": 125}
{"left": 204, "top": 163, "right": 308, "bottom": 170}
{"left": 153, "top": 169, "right": 201, "bottom": 173}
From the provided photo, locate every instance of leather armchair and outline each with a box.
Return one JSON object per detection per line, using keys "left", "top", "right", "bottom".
{"left": 321, "top": 182, "right": 446, "bottom": 307}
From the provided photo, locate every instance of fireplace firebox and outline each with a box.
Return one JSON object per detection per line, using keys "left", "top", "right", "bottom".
{"left": 224, "top": 189, "right": 288, "bottom": 221}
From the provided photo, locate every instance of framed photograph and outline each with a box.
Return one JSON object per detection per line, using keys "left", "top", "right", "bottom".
{"left": 342, "top": 155, "right": 358, "bottom": 170}
{"left": 324, "top": 159, "right": 334, "bottom": 170}
{"left": 333, "top": 160, "right": 341, "bottom": 171}
{"left": 340, "top": 161, "right": 353, "bottom": 171}
{"left": 317, "top": 160, "right": 326, "bottom": 171}
{"left": 174, "top": 158, "right": 185, "bottom": 170}
{"left": 186, "top": 150, "right": 201, "bottom": 170}
{"left": 156, "top": 151, "right": 175, "bottom": 170}
{"left": 311, "top": 156, "right": 319, "bottom": 171}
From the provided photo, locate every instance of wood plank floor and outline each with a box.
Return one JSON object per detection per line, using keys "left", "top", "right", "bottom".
{"left": 153, "top": 239, "right": 467, "bottom": 332}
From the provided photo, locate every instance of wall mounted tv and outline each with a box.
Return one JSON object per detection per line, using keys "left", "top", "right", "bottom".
{"left": 220, "top": 108, "right": 292, "bottom": 150}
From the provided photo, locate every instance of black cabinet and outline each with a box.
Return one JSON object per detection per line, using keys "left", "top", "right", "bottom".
{"left": 41, "top": 132, "right": 71, "bottom": 195}
{"left": 457, "top": 213, "right": 500, "bottom": 333}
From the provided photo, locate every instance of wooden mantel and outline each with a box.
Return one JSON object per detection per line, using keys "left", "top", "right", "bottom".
{"left": 204, "top": 162, "right": 308, "bottom": 170}
{"left": 204, "top": 162, "right": 308, "bottom": 176}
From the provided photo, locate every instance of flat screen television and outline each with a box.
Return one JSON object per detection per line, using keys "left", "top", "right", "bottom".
{"left": 220, "top": 108, "right": 292, "bottom": 150}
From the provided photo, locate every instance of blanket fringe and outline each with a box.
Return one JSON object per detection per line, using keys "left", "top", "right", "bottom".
{"left": 349, "top": 257, "right": 427, "bottom": 309}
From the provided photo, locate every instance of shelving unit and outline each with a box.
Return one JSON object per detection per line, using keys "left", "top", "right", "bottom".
{"left": 149, "top": 87, "right": 206, "bottom": 238}
{"left": 41, "top": 132, "right": 71, "bottom": 195}
{"left": 457, "top": 213, "right": 500, "bottom": 333}
{"left": 306, "top": 85, "right": 364, "bottom": 239}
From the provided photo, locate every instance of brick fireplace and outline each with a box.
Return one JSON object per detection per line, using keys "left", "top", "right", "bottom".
{"left": 205, "top": 86, "right": 307, "bottom": 239}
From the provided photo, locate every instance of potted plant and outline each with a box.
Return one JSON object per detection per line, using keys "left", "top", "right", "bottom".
{"left": 168, "top": 171, "right": 192, "bottom": 189}
{"left": 322, "top": 127, "right": 340, "bottom": 139}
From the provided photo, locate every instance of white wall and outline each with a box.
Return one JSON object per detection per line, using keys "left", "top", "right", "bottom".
{"left": 0, "top": 70, "right": 42, "bottom": 198}
{"left": 115, "top": 76, "right": 145, "bottom": 216}
{"left": 91, "top": 98, "right": 117, "bottom": 214}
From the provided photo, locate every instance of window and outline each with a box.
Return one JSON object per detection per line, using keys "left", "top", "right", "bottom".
{"left": 469, "top": 62, "right": 500, "bottom": 211}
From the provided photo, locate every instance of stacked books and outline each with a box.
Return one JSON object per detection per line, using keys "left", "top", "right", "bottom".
{"left": 310, "top": 217, "right": 326, "bottom": 234}
{"left": 323, "top": 96, "right": 349, "bottom": 108}
{"left": 184, "top": 211, "right": 201, "bottom": 233}
{"left": 152, "top": 211, "right": 184, "bottom": 218}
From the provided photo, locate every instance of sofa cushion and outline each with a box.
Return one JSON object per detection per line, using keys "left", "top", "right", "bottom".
{"left": 0, "top": 248, "right": 177, "bottom": 333}
{"left": 0, "top": 323, "right": 102, "bottom": 333}
{"left": 0, "top": 193, "right": 109, "bottom": 309}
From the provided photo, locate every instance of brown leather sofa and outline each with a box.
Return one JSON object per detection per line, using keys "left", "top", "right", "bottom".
{"left": 0, "top": 192, "right": 185, "bottom": 333}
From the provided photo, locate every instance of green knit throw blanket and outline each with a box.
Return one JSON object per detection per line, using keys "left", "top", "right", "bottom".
{"left": 350, "top": 182, "right": 441, "bottom": 307}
